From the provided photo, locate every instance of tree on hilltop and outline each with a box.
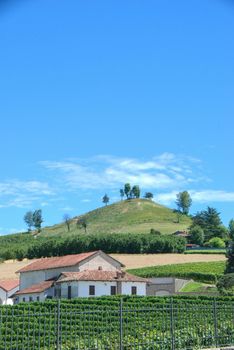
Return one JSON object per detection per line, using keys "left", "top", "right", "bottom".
{"left": 144, "top": 192, "right": 154, "bottom": 200}
{"left": 32, "top": 209, "right": 43, "bottom": 232}
{"left": 120, "top": 189, "right": 125, "bottom": 201}
{"left": 131, "top": 185, "right": 140, "bottom": 199}
{"left": 124, "top": 183, "right": 131, "bottom": 199}
{"left": 176, "top": 191, "right": 192, "bottom": 215}
{"left": 102, "top": 194, "right": 110, "bottom": 206}
{"left": 24, "top": 211, "right": 34, "bottom": 232}
{"left": 63, "top": 214, "right": 72, "bottom": 232}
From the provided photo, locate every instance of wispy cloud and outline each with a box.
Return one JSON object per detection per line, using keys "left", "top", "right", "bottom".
{"left": 0, "top": 180, "right": 54, "bottom": 208}
{"left": 41, "top": 153, "right": 204, "bottom": 191}
{"left": 158, "top": 190, "right": 234, "bottom": 205}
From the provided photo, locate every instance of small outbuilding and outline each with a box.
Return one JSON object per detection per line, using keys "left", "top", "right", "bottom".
{"left": 0, "top": 280, "right": 19, "bottom": 305}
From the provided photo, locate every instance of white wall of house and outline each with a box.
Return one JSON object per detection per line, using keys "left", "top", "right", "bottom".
{"left": 58, "top": 280, "right": 146, "bottom": 298}
{"left": 16, "top": 292, "right": 45, "bottom": 303}
{"left": 79, "top": 254, "right": 122, "bottom": 272}
{"left": 0, "top": 286, "right": 19, "bottom": 305}
{"left": 121, "top": 282, "right": 146, "bottom": 296}
{"left": 20, "top": 266, "right": 80, "bottom": 289}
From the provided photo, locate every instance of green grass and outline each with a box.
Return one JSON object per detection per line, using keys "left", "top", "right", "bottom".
{"left": 128, "top": 261, "right": 226, "bottom": 284}
{"left": 185, "top": 249, "right": 226, "bottom": 254}
{"left": 180, "top": 281, "right": 218, "bottom": 294}
{"left": 41, "top": 199, "right": 191, "bottom": 237}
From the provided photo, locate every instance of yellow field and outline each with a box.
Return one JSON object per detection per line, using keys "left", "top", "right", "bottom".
{"left": 0, "top": 254, "right": 226, "bottom": 280}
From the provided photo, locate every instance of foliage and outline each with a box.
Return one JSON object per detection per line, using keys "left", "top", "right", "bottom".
{"left": 144, "top": 192, "right": 154, "bottom": 200}
{"left": 0, "top": 232, "right": 185, "bottom": 261}
{"left": 0, "top": 296, "right": 234, "bottom": 350}
{"left": 175, "top": 191, "right": 192, "bottom": 215}
{"left": 32, "top": 209, "right": 43, "bottom": 232}
{"left": 76, "top": 217, "right": 87, "bottom": 233}
{"left": 208, "top": 237, "right": 226, "bottom": 249}
{"left": 226, "top": 240, "right": 234, "bottom": 273}
{"left": 131, "top": 185, "right": 140, "bottom": 198}
{"left": 102, "top": 194, "right": 110, "bottom": 206}
{"left": 120, "top": 189, "right": 124, "bottom": 200}
{"left": 217, "top": 273, "right": 234, "bottom": 295}
{"left": 191, "top": 207, "right": 226, "bottom": 240}
{"left": 124, "top": 183, "right": 131, "bottom": 199}
{"left": 24, "top": 211, "right": 34, "bottom": 231}
{"left": 150, "top": 229, "right": 161, "bottom": 235}
{"left": 128, "top": 261, "right": 226, "bottom": 284}
{"left": 189, "top": 225, "right": 204, "bottom": 245}
{"left": 229, "top": 219, "right": 234, "bottom": 239}
{"left": 63, "top": 214, "right": 71, "bottom": 232}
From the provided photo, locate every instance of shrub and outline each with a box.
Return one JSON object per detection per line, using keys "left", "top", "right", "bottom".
{"left": 208, "top": 237, "right": 226, "bottom": 249}
{"left": 217, "top": 273, "right": 234, "bottom": 295}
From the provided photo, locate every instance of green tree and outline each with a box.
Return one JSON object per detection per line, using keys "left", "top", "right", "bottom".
{"left": 217, "top": 273, "right": 234, "bottom": 296}
{"left": 189, "top": 226, "right": 204, "bottom": 246}
{"left": 192, "top": 207, "right": 226, "bottom": 240}
{"left": 120, "top": 189, "right": 125, "bottom": 201}
{"left": 176, "top": 191, "right": 192, "bottom": 215}
{"left": 229, "top": 219, "right": 234, "bottom": 240}
{"left": 144, "top": 192, "right": 154, "bottom": 200}
{"left": 24, "top": 211, "right": 34, "bottom": 232}
{"left": 226, "top": 241, "right": 234, "bottom": 273}
{"left": 102, "top": 194, "right": 110, "bottom": 206}
{"left": 32, "top": 210, "right": 43, "bottom": 232}
{"left": 63, "top": 214, "right": 72, "bottom": 232}
{"left": 124, "top": 183, "right": 131, "bottom": 199}
{"left": 77, "top": 218, "right": 87, "bottom": 233}
{"left": 131, "top": 185, "right": 140, "bottom": 198}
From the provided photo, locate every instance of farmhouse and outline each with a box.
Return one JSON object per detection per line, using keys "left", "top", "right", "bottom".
{"left": 14, "top": 251, "right": 148, "bottom": 303}
{"left": 0, "top": 280, "right": 19, "bottom": 305}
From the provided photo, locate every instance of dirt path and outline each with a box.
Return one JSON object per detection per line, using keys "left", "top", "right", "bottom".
{"left": 0, "top": 254, "right": 226, "bottom": 279}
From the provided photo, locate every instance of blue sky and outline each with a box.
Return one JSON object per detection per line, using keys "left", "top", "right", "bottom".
{"left": 0, "top": 0, "right": 233, "bottom": 234}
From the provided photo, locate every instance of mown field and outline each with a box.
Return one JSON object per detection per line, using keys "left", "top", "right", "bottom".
{"left": 128, "top": 261, "right": 226, "bottom": 284}
{"left": 0, "top": 296, "right": 233, "bottom": 350}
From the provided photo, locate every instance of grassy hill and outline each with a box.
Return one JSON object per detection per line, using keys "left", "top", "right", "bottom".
{"left": 41, "top": 199, "right": 191, "bottom": 237}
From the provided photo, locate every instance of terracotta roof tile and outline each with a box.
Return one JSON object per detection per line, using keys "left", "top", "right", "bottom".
{"left": 17, "top": 251, "right": 98, "bottom": 273}
{"left": 57, "top": 270, "right": 148, "bottom": 283}
{"left": 15, "top": 280, "right": 54, "bottom": 295}
{"left": 0, "top": 280, "right": 19, "bottom": 292}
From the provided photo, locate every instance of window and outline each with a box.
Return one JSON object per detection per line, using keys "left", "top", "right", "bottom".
{"left": 110, "top": 286, "right": 117, "bottom": 295}
{"left": 68, "top": 286, "right": 72, "bottom": 299}
{"left": 37, "top": 296, "right": 40, "bottom": 302}
{"left": 131, "top": 286, "right": 137, "bottom": 295}
{"left": 29, "top": 296, "right": 33, "bottom": 302}
{"left": 22, "top": 297, "right": 26, "bottom": 302}
{"left": 89, "top": 285, "right": 95, "bottom": 296}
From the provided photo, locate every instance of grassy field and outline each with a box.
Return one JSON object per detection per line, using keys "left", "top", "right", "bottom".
{"left": 179, "top": 281, "right": 218, "bottom": 293}
{"left": 0, "top": 254, "right": 226, "bottom": 280}
{"left": 40, "top": 199, "right": 191, "bottom": 236}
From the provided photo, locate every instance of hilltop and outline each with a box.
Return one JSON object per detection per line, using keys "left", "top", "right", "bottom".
{"left": 41, "top": 199, "right": 191, "bottom": 236}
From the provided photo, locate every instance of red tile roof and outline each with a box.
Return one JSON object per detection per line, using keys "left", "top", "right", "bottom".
{"left": 17, "top": 251, "right": 98, "bottom": 273}
{"left": 0, "top": 280, "right": 19, "bottom": 292}
{"left": 15, "top": 280, "right": 54, "bottom": 295}
{"left": 57, "top": 270, "right": 148, "bottom": 283}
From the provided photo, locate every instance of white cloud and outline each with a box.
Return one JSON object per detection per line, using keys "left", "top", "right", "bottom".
{"left": 0, "top": 180, "right": 54, "bottom": 208}
{"left": 41, "top": 153, "right": 202, "bottom": 191}
{"left": 157, "top": 190, "right": 234, "bottom": 205}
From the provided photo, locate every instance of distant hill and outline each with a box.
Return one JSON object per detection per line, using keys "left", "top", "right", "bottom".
{"left": 41, "top": 199, "right": 191, "bottom": 237}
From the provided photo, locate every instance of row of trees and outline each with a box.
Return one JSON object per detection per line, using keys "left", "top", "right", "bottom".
{"left": 102, "top": 184, "right": 154, "bottom": 207}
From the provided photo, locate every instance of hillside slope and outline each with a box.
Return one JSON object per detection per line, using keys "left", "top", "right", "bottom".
{"left": 41, "top": 199, "right": 191, "bottom": 236}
